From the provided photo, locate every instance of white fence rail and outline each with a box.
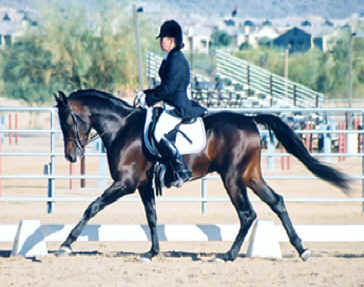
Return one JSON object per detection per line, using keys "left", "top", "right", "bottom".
{"left": 1, "top": 107, "right": 364, "bottom": 214}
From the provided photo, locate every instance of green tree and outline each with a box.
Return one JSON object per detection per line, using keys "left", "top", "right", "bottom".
{"left": 0, "top": 0, "right": 154, "bottom": 104}
{"left": 1, "top": 38, "right": 53, "bottom": 104}
{"left": 234, "top": 46, "right": 285, "bottom": 76}
{"left": 211, "top": 28, "right": 233, "bottom": 48}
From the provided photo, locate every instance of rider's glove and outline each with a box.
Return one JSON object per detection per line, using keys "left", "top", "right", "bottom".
{"left": 136, "top": 91, "right": 148, "bottom": 108}
{"left": 143, "top": 89, "right": 159, "bottom": 107}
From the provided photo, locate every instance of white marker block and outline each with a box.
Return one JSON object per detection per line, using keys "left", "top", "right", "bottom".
{"left": 247, "top": 220, "right": 281, "bottom": 259}
{"left": 11, "top": 220, "right": 48, "bottom": 258}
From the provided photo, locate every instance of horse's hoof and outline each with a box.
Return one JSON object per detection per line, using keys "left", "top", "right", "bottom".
{"left": 215, "top": 252, "right": 235, "bottom": 262}
{"left": 300, "top": 249, "right": 311, "bottom": 261}
{"left": 209, "top": 257, "right": 225, "bottom": 263}
{"left": 55, "top": 246, "right": 72, "bottom": 257}
{"left": 139, "top": 256, "right": 152, "bottom": 264}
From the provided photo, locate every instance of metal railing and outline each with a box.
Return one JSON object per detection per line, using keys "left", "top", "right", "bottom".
{"left": 145, "top": 50, "right": 325, "bottom": 109}
{"left": 1, "top": 107, "right": 364, "bottom": 214}
{"left": 216, "top": 50, "right": 325, "bottom": 108}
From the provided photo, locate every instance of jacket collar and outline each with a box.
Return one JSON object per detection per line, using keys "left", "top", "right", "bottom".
{"left": 164, "top": 47, "right": 180, "bottom": 60}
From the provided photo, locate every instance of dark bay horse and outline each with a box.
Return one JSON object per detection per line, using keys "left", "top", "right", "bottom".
{"left": 54, "top": 89, "right": 349, "bottom": 261}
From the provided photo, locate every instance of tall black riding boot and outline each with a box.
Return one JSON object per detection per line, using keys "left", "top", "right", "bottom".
{"left": 157, "top": 137, "right": 192, "bottom": 187}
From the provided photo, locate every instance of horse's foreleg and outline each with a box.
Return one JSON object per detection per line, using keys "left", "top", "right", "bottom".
{"left": 221, "top": 177, "right": 256, "bottom": 261}
{"left": 248, "top": 179, "right": 310, "bottom": 261}
{"left": 138, "top": 183, "right": 159, "bottom": 259}
{"left": 56, "top": 181, "right": 134, "bottom": 256}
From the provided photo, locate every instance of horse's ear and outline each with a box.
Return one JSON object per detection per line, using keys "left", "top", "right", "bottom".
{"left": 57, "top": 91, "right": 68, "bottom": 106}
{"left": 54, "top": 92, "right": 60, "bottom": 105}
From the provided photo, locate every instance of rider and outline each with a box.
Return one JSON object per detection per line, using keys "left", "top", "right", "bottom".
{"left": 143, "top": 19, "right": 207, "bottom": 187}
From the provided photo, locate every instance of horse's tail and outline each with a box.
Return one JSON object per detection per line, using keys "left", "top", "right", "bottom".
{"left": 253, "top": 113, "right": 350, "bottom": 191}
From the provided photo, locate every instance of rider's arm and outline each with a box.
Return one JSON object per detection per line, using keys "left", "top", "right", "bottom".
{"left": 144, "top": 53, "right": 187, "bottom": 106}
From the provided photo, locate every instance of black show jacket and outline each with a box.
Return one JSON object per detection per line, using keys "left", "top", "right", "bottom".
{"left": 144, "top": 47, "right": 207, "bottom": 119}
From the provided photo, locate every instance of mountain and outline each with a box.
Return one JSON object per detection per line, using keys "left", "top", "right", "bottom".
{"left": 160, "top": 0, "right": 364, "bottom": 19}
{"left": 0, "top": 0, "right": 363, "bottom": 20}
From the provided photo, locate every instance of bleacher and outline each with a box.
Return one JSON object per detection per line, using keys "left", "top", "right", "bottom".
{"left": 145, "top": 50, "right": 325, "bottom": 109}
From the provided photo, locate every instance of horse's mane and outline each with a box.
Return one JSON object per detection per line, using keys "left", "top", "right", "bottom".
{"left": 69, "top": 89, "right": 135, "bottom": 111}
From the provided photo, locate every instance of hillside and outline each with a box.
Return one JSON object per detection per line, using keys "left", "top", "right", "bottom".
{"left": 161, "top": 0, "right": 364, "bottom": 19}
{"left": 0, "top": 0, "right": 363, "bottom": 19}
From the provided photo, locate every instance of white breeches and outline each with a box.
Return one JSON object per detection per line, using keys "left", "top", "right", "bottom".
{"left": 154, "top": 111, "right": 182, "bottom": 143}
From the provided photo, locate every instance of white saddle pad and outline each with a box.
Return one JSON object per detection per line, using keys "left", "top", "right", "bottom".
{"left": 144, "top": 107, "right": 207, "bottom": 156}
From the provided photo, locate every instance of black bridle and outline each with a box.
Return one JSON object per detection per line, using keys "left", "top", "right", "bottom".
{"left": 67, "top": 109, "right": 85, "bottom": 155}
{"left": 67, "top": 108, "right": 100, "bottom": 154}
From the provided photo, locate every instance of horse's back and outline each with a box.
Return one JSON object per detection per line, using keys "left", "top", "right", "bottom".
{"left": 198, "top": 111, "right": 261, "bottom": 172}
{"left": 203, "top": 111, "right": 258, "bottom": 133}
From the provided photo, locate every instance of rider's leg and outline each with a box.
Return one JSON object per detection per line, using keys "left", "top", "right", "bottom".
{"left": 157, "top": 135, "right": 192, "bottom": 187}
{"left": 154, "top": 111, "right": 192, "bottom": 187}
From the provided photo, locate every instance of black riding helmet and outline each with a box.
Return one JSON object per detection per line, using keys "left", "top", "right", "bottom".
{"left": 156, "top": 20, "right": 184, "bottom": 49}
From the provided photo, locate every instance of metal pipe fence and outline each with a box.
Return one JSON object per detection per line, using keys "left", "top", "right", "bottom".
{"left": 146, "top": 50, "right": 325, "bottom": 109}
{"left": 216, "top": 50, "right": 325, "bottom": 108}
{"left": 1, "top": 107, "right": 364, "bottom": 214}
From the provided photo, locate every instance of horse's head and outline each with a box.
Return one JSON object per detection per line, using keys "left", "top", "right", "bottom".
{"left": 54, "top": 91, "right": 92, "bottom": 163}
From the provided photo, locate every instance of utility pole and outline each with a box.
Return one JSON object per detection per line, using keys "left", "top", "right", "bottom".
{"left": 349, "top": 25, "right": 353, "bottom": 110}
{"left": 133, "top": 4, "right": 144, "bottom": 91}
{"left": 188, "top": 27, "right": 194, "bottom": 73}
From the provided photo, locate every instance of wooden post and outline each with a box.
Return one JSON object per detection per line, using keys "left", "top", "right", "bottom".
{"left": 338, "top": 121, "right": 347, "bottom": 161}
{"left": 8, "top": 113, "right": 12, "bottom": 145}
{"left": 69, "top": 162, "right": 74, "bottom": 190}
{"left": 305, "top": 122, "right": 312, "bottom": 151}
{"left": 15, "top": 113, "right": 18, "bottom": 145}
{"left": 0, "top": 137, "right": 2, "bottom": 196}
{"left": 80, "top": 156, "right": 86, "bottom": 188}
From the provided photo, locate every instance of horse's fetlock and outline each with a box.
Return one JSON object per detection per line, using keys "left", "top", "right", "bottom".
{"left": 250, "top": 210, "right": 257, "bottom": 222}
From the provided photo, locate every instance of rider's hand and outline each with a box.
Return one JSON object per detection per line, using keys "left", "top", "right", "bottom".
{"left": 143, "top": 89, "right": 160, "bottom": 107}
{"left": 136, "top": 91, "right": 148, "bottom": 108}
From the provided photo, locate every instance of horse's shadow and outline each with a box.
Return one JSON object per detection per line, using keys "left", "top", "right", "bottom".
{"left": 0, "top": 250, "right": 11, "bottom": 257}
{"left": 3, "top": 249, "right": 364, "bottom": 261}
{"left": 48, "top": 250, "right": 103, "bottom": 256}
{"left": 61, "top": 249, "right": 248, "bottom": 261}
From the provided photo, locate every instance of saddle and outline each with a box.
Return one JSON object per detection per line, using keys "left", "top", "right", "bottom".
{"left": 143, "top": 106, "right": 207, "bottom": 194}
{"left": 143, "top": 107, "right": 207, "bottom": 158}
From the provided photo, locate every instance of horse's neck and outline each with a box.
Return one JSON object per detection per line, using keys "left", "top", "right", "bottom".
{"left": 89, "top": 105, "right": 131, "bottom": 148}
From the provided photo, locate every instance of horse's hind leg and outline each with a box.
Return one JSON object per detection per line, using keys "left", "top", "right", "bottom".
{"left": 248, "top": 178, "right": 310, "bottom": 261}
{"left": 220, "top": 175, "right": 257, "bottom": 261}
{"left": 56, "top": 180, "right": 134, "bottom": 255}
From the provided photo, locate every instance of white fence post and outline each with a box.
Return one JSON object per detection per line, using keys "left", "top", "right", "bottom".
{"left": 48, "top": 109, "right": 56, "bottom": 213}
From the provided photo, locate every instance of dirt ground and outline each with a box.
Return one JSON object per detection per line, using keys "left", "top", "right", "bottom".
{"left": 1, "top": 125, "right": 364, "bottom": 286}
